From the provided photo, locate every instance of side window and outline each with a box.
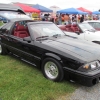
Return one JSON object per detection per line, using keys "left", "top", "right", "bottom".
{"left": 12, "top": 21, "right": 29, "bottom": 38}
{"left": 1, "top": 23, "right": 13, "bottom": 34}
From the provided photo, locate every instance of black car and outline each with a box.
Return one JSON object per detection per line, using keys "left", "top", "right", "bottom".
{"left": 1, "top": 5, "right": 100, "bottom": 87}
{"left": 1, "top": 18, "right": 100, "bottom": 87}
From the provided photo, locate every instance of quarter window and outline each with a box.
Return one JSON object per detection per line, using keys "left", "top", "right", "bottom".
{"left": 1, "top": 23, "right": 13, "bottom": 34}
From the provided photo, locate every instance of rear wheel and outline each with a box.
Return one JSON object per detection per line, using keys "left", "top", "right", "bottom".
{"left": 42, "top": 58, "right": 64, "bottom": 82}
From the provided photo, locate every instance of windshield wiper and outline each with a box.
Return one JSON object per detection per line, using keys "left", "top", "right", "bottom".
{"left": 89, "top": 29, "right": 96, "bottom": 32}
{"left": 52, "top": 34, "right": 61, "bottom": 38}
{"left": 85, "top": 29, "right": 95, "bottom": 32}
{"left": 36, "top": 36, "right": 49, "bottom": 40}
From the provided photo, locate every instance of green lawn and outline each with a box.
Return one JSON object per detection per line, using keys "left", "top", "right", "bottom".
{"left": 0, "top": 21, "right": 4, "bottom": 26}
{"left": 0, "top": 55, "right": 78, "bottom": 100}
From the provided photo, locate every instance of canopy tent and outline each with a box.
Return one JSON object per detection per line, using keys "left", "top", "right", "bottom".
{"left": 57, "top": 7, "right": 87, "bottom": 14}
{"left": 14, "top": 3, "right": 40, "bottom": 13}
{"left": 33, "top": 4, "right": 53, "bottom": 12}
{"left": 77, "top": 7, "right": 92, "bottom": 13}
{"left": 92, "top": 11, "right": 100, "bottom": 14}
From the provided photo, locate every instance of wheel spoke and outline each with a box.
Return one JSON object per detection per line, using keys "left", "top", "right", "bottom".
{"left": 44, "top": 61, "right": 58, "bottom": 79}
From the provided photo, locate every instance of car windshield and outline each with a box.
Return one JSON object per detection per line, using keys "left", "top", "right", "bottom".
{"left": 88, "top": 22, "right": 100, "bottom": 29}
{"left": 30, "top": 23, "right": 65, "bottom": 39}
{"left": 79, "top": 23, "right": 96, "bottom": 32}
{"left": 0, "top": 11, "right": 31, "bottom": 19}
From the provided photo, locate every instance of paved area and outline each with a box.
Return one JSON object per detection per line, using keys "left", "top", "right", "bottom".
{"left": 70, "top": 83, "right": 100, "bottom": 100}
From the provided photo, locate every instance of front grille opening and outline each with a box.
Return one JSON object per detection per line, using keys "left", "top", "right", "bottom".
{"left": 99, "top": 77, "right": 100, "bottom": 82}
{"left": 92, "top": 78, "right": 97, "bottom": 85}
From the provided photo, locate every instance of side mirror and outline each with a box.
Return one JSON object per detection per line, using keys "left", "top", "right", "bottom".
{"left": 75, "top": 31, "right": 80, "bottom": 35}
{"left": 23, "top": 36, "right": 31, "bottom": 43}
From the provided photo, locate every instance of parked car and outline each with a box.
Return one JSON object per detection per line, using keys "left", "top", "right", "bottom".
{"left": 84, "top": 20, "right": 100, "bottom": 31}
{"left": 58, "top": 23, "right": 100, "bottom": 44}
{"left": 1, "top": 4, "right": 100, "bottom": 87}
{"left": 1, "top": 17, "right": 100, "bottom": 86}
{"left": 0, "top": 3, "right": 29, "bottom": 23}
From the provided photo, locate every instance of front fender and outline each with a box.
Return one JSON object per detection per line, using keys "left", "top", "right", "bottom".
{"left": 45, "top": 53, "right": 61, "bottom": 61}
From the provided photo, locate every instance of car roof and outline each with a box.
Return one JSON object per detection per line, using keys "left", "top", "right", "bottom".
{"left": 0, "top": 3, "right": 25, "bottom": 14}
{"left": 7, "top": 19, "right": 53, "bottom": 24}
{"left": 9, "top": 18, "right": 33, "bottom": 22}
{"left": 27, "top": 21, "right": 53, "bottom": 25}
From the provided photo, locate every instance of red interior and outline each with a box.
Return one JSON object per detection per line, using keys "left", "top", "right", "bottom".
{"left": 14, "top": 25, "right": 29, "bottom": 38}
{"left": 58, "top": 24, "right": 81, "bottom": 33}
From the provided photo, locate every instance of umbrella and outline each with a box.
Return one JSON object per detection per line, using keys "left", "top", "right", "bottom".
{"left": 92, "top": 11, "right": 100, "bottom": 14}
{"left": 33, "top": 4, "right": 53, "bottom": 12}
{"left": 77, "top": 7, "right": 92, "bottom": 13}
{"left": 14, "top": 3, "right": 40, "bottom": 13}
{"left": 57, "top": 7, "right": 87, "bottom": 14}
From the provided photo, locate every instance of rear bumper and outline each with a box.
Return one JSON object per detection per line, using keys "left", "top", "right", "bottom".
{"left": 64, "top": 67, "right": 100, "bottom": 87}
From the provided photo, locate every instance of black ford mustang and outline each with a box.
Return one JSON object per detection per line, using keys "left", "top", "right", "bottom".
{"left": 1, "top": 5, "right": 100, "bottom": 86}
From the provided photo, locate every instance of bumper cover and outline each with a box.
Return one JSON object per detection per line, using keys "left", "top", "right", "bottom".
{"left": 64, "top": 67, "right": 100, "bottom": 87}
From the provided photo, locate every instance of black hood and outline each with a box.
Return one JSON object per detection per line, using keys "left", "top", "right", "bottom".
{"left": 42, "top": 36, "right": 100, "bottom": 63}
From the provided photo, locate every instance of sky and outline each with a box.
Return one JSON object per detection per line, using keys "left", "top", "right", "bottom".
{"left": 1, "top": 0, "right": 100, "bottom": 11}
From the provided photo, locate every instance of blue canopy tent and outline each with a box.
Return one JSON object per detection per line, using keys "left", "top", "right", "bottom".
{"left": 32, "top": 4, "right": 53, "bottom": 12}
{"left": 92, "top": 11, "right": 100, "bottom": 14}
{"left": 57, "top": 7, "right": 87, "bottom": 14}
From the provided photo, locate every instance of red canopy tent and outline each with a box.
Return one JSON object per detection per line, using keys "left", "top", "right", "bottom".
{"left": 77, "top": 7, "right": 92, "bottom": 13}
{"left": 14, "top": 3, "right": 40, "bottom": 13}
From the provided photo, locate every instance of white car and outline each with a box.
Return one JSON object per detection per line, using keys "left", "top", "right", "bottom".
{"left": 59, "top": 23, "right": 100, "bottom": 44}
{"left": 83, "top": 20, "right": 100, "bottom": 31}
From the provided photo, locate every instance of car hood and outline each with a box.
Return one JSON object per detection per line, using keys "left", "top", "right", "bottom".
{"left": 64, "top": 31, "right": 100, "bottom": 42}
{"left": 85, "top": 31, "right": 100, "bottom": 41}
{"left": 42, "top": 37, "right": 100, "bottom": 63}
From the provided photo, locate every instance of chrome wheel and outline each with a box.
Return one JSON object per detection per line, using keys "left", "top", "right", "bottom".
{"left": 44, "top": 61, "right": 58, "bottom": 79}
{"left": 0, "top": 44, "right": 2, "bottom": 54}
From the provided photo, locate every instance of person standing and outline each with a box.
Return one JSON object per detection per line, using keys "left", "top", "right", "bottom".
{"left": 64, "top": 14, "right": 70, "bottom": 25}
{"left": 80, "top": 15, "right": 84, "bottom": 23}
{"left": 58, "top": 14, "right": 62, "bottom": 25}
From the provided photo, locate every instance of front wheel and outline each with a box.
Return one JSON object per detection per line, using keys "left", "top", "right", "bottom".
{"left": 42, "top": 58, "right": 64, "bottom": 82}
{"left": 0, "top": 43, "right": 8, "bottom": 55}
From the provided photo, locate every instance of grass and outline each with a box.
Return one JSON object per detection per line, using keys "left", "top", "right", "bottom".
{"left": 0, "top": 21, "right": 4, "bottom": 26}
{"left": 0, "top": 55, "right": 78, "bottom": 100}
{"left": 0, "top": 21, "right": 78, "bottom": 100}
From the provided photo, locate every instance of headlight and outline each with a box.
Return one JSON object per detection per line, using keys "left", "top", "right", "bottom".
{"left": 78, "top": 61, "right": 100, "bottom": 72}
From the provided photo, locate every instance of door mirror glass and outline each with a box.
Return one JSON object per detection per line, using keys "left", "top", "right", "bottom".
{"left": 23, "top": 36, "right": 31, "bottom": 43}
{"left": 75, "top": 31, "right": 80, "bottom": 35}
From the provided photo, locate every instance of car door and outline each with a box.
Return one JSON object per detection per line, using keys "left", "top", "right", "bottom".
{"left": 0, "top": 22, "right": 16, "bottom": 51}
{"left": 8, "top": 22, "right": 42, "bottom": 67}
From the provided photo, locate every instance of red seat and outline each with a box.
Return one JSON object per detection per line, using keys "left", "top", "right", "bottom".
{"left": 71, "top": 24, "right": 80, "bottom": 32}
{"left": 65, "top": 24, "right": 73, "bottom": 32}
{"left": 57, "top": 25, "right": 67, "bottom": 31}
{"left": 14, "top": 25, "right": 29, "bottom": 38}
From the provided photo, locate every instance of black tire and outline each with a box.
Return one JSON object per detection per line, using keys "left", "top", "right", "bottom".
{"left": 0, "top": 43, "right": 8, "bottom": 55}
{"left": 42, "top": 57, "right": 64, "bottom": 82}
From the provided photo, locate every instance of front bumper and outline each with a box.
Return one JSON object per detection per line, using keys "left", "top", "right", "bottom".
{"left": 64, "top": 67, "right": 100, "bottom": 87}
